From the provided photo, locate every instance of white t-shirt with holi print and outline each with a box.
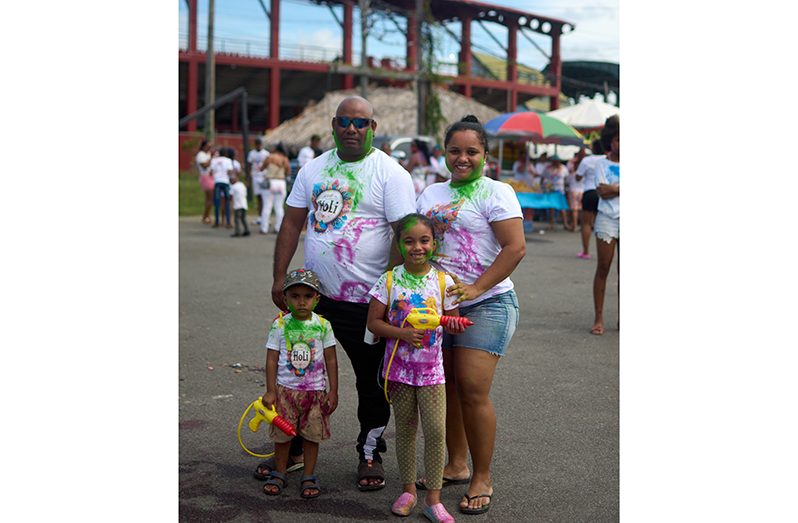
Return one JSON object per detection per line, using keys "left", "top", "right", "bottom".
{"left": 416, "top": 177, "right": 523, "bottom": 308}
{"left": 368, "top": 265, "right": 458, "bottom": 387}
{"left": 595, "top": 157, "right": 620, "bottom": 219}
{"left": 286, "top": 148, "right": 417, "bottom": 303}
{"left": 266, "top": 312, "right": 336, "bottom": 391}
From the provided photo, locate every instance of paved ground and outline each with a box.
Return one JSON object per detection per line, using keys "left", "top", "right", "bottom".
{"left": 179, "top": 216, "right": 619, "bottom": 522}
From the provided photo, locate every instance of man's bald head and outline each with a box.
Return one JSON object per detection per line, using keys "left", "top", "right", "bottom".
{"left": 336, "top": 96, "right": 374, "bottom": 119}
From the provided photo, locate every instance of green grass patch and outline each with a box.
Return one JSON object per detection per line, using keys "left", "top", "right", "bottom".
{"left": 179, "top": 171, "right": 206, "bottom": 216}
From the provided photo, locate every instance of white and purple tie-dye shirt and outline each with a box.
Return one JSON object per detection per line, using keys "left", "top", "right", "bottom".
{"left": 286, "top": 148, "right": 416, "bottom": 303}
{"left": 266, "top": 312, "right": 336, "bottom": 391}
{"left": 416, "top": 177, "right": 523, "bottom": 308}
{"left": 368, "top": 266, "right": 458, "bottom": 387}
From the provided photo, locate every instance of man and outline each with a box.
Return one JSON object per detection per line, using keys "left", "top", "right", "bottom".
{"left": 247, "top": 138, "right": 270, "bottom": 223}
{"left": 268, "top": 96, "right": 416, "bottom": 491}
{"left": 297, "top": 134, "right": 321, "bottom": 169}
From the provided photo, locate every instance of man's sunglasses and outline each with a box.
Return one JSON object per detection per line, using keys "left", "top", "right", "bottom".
{"left": 334, "top": 117, "right": 372, "bottom": 129}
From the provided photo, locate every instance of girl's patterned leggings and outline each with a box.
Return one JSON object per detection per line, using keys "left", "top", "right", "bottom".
{"left": 389, "top": 381, "right": 446, "bottom": 489}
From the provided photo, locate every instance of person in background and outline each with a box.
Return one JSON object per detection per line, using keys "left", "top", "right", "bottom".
{"left": 575, "top": 139, "right": 605, "bottom": 259}
{"left": 404, "top": 139, "right": 431, "bottom": 195}
{"left": 210, "top": 146, "right": 234, "bottom": 228}
{"left": 248, "top": 138, "right": 270, "bottom": 225}
{"left": 591, "top": 116, "right": 620, "bottom": 335}
{"left": 544, "top": 156, "right": 571, "bottom": 230}
{"left": 426, "top": 145, "right": 446, "bottom": 187}
{"left": 229, "top": 172, "right": 250, "bottom": 237}
{"left": 513, "top": 152, "right": 536, "bottom": 225}
{"left": 229, "top": 147, "right": 242, "bottom": 184}
{"left": 566, "top": 148, "right": 586, "bottom": 233}
{"left": 298, "top": 135, "right": 322, "bottom": 169}
{"left": 270, "top": 95, "right": 417, "bottom": 492}
{"left": 259, "top": 143, "right": 291, "bottom": 235}
{"left": 533, "top": 152, "right": 549, "bottom": 177}
{"left": 196, "top": 140, "right": 215, "bottom": 224}
{"left": 512, "top": 152, "right": 534, "bottom": 187}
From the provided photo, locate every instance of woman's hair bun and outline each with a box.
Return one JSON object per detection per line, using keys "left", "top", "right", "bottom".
{"left": 461, "top": 115, "right": 480, "bottom": 124}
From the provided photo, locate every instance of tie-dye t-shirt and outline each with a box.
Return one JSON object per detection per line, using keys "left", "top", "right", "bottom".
{"left": 416, "top": 177, "right": 523, "bottom": 308}
{"left": 286, "top": 148, "right": 416, "bottom": 303}
{"left": 595, "top": 157, "right": 620, "bottom": 219}
{"left": 368, "top": 266, "right": 458, "bottom": 387}
{"left": 266, "top": 312, "right": 337, "bottom": 391}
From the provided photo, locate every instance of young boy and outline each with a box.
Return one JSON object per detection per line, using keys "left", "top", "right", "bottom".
{"left": 229, "top": 173, "right": 250, "bottom": 237}
{"left": 262, "top": 268, "right": 338, "bottom": 499}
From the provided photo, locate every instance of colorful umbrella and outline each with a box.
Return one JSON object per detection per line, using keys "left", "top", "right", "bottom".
{"left": 483, "top": 111, "right": 585, "bottom": 146}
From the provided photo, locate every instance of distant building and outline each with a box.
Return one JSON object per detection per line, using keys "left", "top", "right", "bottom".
{"left": 179, "top": 0, "right": 576, "bottom": 134}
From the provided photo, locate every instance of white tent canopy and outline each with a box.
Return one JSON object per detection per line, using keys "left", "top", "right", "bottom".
{"left": 546, "top": 99, "right": 620, "bottom": 129}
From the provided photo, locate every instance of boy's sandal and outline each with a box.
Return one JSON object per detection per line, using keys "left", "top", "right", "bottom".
{"left": 459, "top": 493, "right": 492, "bottom": 514}
{"left": 356, "top": 459, "right": 386, "bottom": 491}
{"left": 299, "top": 475, "right": 321, "bottom": 499}
{"left": 422, "top": 502, "right": 456, "bottom": 523}
{"left": 262, "top": 471, "right": 288, "bottom": 496}
{"left": 253, "top": 455, "right": 304, "bottom": 480}
{"left": 391, "top": 492, "right": 417, "bottom": 517}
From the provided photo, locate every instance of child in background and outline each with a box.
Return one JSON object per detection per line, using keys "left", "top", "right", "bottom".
{"left": 366, "top": 213, "right": 465, "bottom": 523}
{"left": 262, "top": 269, "right": 339, "bottom": 499}
{"left": 229, "top": 173, "right": 250, "bottom": 237}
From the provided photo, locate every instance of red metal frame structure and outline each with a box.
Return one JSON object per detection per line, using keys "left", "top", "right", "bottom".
{"left": 179, "top": 0, "right": 573, "bottom": 132}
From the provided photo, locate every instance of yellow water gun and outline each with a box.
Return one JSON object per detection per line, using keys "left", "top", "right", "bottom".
{"left": 237, "top": 396, "right": 297, "bottom": 458}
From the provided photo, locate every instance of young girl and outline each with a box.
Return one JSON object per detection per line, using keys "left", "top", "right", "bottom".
{"left": 262, "top": 268, "right": 339, "bottom": 499}
{"left": 367, "top": 214, "right": 465, "bottom": 523}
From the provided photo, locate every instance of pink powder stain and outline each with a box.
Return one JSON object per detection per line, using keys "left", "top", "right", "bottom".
{"left": 331, "top": 281, "right": 372, "bottom": 302}
{"left": 450, "top": 227, "right": 484, "bottom": 275}
{"left": 334, "top": 217, "right": 380, "bottom": 263}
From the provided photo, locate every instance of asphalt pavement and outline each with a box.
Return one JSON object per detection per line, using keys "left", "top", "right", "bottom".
{"left": 179, "top": 216, "right": 619, "bottom": 522}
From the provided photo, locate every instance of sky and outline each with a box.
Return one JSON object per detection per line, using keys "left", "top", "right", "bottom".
{"left": 178, "top": 0, "right": 618, "bottom": 72}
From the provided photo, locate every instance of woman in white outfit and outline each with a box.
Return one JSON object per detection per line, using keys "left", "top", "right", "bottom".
{"left": 259, "top": 143, "right": 290, "bottom": 234}
{"left": 591, "top": 115, "right": 620, "bottom": 335}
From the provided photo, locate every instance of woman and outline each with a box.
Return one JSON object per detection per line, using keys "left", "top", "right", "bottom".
{"left": 195, "top": 140, "right": 214, "bottom": 224}
{"left": 591, "top": 115, "right": 620, "bottom": 335}
{"left": 415, "top": 115, "right": 526, "bottom": 515}
{"left": 259, "top": 143, "right": 291, "bottom": 234}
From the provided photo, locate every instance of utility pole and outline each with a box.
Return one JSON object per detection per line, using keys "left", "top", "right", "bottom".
{"left": 415, "top": 0, "right": 425, "bottom": 135}
{"left": 205, "top": 0, "right": 216, "bottom": 140}
{"left": 358, "top": 0, "right": 369, "bottom": 98}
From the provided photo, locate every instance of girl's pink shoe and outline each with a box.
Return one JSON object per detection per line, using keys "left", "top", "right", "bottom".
{"left": 391, "top": 492, "right": 417, "bottom": 517}
{"left": 423, "top": 502, "right": 455, "bottom": 523}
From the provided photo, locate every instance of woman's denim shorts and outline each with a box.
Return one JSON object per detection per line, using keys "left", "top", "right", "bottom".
{"left": 442, "top": 290, "right": 519, "bottom": 357}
